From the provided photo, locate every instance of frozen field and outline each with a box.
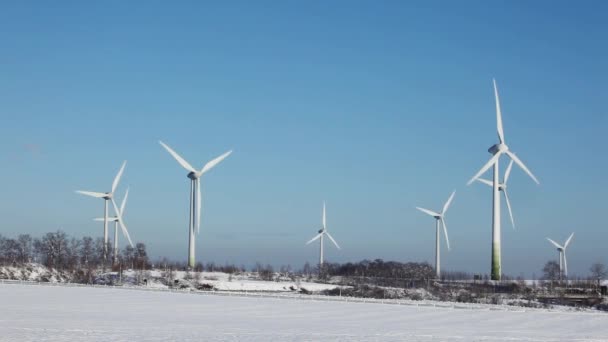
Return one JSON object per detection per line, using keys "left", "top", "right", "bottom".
{"left": 0, "top": 284, "right": 606, "bottom": 341}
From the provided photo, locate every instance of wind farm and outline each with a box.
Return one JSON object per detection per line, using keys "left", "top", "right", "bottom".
{"left": 0, "top": 2, "right": 606, "bottom": 341}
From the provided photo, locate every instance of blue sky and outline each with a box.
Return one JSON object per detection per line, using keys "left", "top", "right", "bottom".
{"left": 0, "top": 1, "right": 606, "bottom": 276}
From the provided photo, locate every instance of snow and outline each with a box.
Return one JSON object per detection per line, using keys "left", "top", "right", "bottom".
{"left": 0, "top": 264, "right": 71, "bottom": 283}
{"left": 117, "top": 269, "right": 341, "bottom": 292}
{"left": 1, "top": 283, "right": 606, "bottom": 341}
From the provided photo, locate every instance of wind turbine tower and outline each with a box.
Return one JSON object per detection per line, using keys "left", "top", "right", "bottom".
{"left": 547, "top": 233, "right": 574, "bottom": 281}
{"left": 76, "top": 161, "right": 127, "bottom": 261}
{"left": 467, "top": 79, "right": 539, "bottom": 281}
{"left": 416, "top": 191, "right": 455, "bottom": 278}
{"left": 94, "top": 187, "right": 133, "bottom": 264}
{"left": 306, "top": 202, "right": 340, "bottom": 268}
{"left": 159, "top": 141, "right": 232, "bottom": 269}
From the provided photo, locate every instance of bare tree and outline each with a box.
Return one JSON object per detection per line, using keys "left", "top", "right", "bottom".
{"left": 80, "top": 237, "right": 95, "bottom": 266}
{"left": 122, "top": 245, "right": 135, "bottom": 269}
{"left": 135, "top": 243, "right": 148, "bottom": 270}
{"left": 590, "top": 262, "right": 607, "bottom": 288}
{"left": 259, "top": 264, "right": 274, "bottom": 281}
{"left": 2, "top": 238, "right": 20, "bottom": 265}
{"left": 543, "top": 261, "right": 561, "bottom": 291}
{"left": 17, "top": 234, "right": 33, "bottom": 263}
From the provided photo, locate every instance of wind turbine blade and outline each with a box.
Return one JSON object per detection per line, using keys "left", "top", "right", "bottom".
{"left": 442, "top": 191, "right": 456, "bottom": 214}
{"left": 111, "top": 161, "right": 127, "bottom": 193}
{"left": 75, "top": 190, "right": 107, "bottom": 198}
{"left": 416, "top": 207, "right": 440, "bottom": 218}
{"left": 159, "top": 141, "right": 196, "bottom": 173}
{"left": 563, "top": 251, "right": 568, "bottom": 277}
{"left": 505, "top": 150, "right": 539, "bottom": 185}
{"left": 94, "top": 217, "right": 118, "bottom": 222}
{"left": 504, "top": 159, "right": 514, "bottom": 184}
{"left": 200, "top": 150, "right": 233, "bottom": 174}
{"left": 306, "top": 233, "right": 322, "bottom": 245}
{"left": 493, "top": 78, "right": 505, "bottom": 144}
{"left": 441, "top": 218, "right": 451, "bottom": 251}
{"left": 325, "top": 232, "right": 341, "bottom": 250}
{"left": 120, "top": 187, "right": 129, "bottom": 214}
{"left": 476, "top": 178, "right": 493, "bottom": 187}
{"left": 197, "top": 178, "right": 201, "bottom": 234}
{"left": 111, "top": 198, "right": 133, "bottom": 247}
{"left": 503, "top": 189, "right": 515, "bottom": 229}
{"left": 564, "top": 232, "right": 574, "bottom": 248}
{"left": 467, "top": 152, "right": 502, "bottom": 185}
{"left": 546, "top": 238, "right": 563, "bottom": 249}
{"left": 322, "top": 202, "right": 326, "bottom": 230}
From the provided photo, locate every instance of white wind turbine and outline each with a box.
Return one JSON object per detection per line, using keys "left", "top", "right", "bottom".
{"left": 306, "top": 202, "right": 340, "bottom": 268}
{"left": 467, "top": 79, "right": 539, "bottom": 281}
{"left": 94, "top": 187, "right": 133, "bottom": 264}
{"left": 416, "top": 191, "right": 455, "bottom": 278}
{"left": 547, "top": 233, "right": 574, "bottom": 280}
{"left": 159, "top": 141, "right": 232, "bottom": 269}
{"left": 476, "top": 160, "right": 516, "bottom": 229}
{"left": 76, "top": 161, "right": 128, "bottom": 261}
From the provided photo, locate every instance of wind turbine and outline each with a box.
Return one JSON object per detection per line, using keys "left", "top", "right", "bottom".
{"left": 76, "top": 161, "right": 128, "bottom": 261}
{"left": 416, "top": 191, "right": 455, "bottom": 278}
{"left": 547, "top": 233, "right": 574, "bottom": 280}
{"left": 306, "top": 202, "right": 340, "bottom": 268}
{"left": 476, "top": 160, "right": 516, "bottom": 229}
{"left": 159, "top": 141, "right": 232, "bottom": 269}
{"left": 467, "top": 79, "right": 539, "bottom": 281}
{"left": 94, "top": 187, "right": 133, "bottom": 264}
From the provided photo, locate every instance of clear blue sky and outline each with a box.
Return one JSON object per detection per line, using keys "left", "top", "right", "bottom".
{"left": 0, "top": 1, "right": 606, "bottom": 277}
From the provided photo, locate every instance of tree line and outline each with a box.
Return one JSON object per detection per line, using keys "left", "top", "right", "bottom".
{"left": 0, "top": 231, "right": 149, "bottom": 272}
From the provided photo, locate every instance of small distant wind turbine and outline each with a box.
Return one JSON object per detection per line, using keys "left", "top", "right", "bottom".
{"left": 547, "top": 233, "right": 574, "bottom": 280}
{"left": 94, "top": 187, "right": 133, "bottom": 264}
{"left": 467, "top": 79, "right": 539, "bottom": 281}
{"left": 159, "top": 141, "right": 232, "bottom": 269}
{"left": 306, "top": 202, "right": 340, "bottom": 268}
{"left": 76, "top": 161, "right": 127, "bottom": 261}
{"left": 476, "top": 160, "right": 516, "bottom": 229}
{"left": 416, "top": 191, "right": 455, "bottom": 278}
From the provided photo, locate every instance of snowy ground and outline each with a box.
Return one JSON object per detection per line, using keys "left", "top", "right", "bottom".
{"left": 119, "top": 269, "right": 342, "bottom": 292}
{"left": 1, "top": 283, "right": 606, "bottom": 341}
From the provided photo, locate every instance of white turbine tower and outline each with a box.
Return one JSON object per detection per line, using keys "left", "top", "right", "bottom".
{"left": 547, "top": 233, "right": 574, "bottom": 280}
{"left": 76, "top": 161, "right": 127, "bottom": 261}
{"left": 159, "top": 141, "right": 232, "bottom": 269}
{"left": 467, "top": 79, "right": 539, "bottom": 281}
{"left": 476, "top": 160, "right": 516, "bottom": 229}
{"left": 94, "top": 187, "right": 133, "bottom": 264}
{"left": 306, "top": 202, "right": 340, "bottom": 268}
{"left": 416, "top": 191, "right": 455, "bottom": 278}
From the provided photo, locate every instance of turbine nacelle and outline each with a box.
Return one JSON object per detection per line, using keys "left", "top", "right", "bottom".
{"left": 187, "top": 172, "right": 200, "bottom": 180}
{"left": 488, "top": 143, "right": 508, "bottom": 155}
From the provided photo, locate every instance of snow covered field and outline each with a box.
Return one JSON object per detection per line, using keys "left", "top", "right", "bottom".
{"left": 1, "top": 283, "right": 606, "bottom": 341}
